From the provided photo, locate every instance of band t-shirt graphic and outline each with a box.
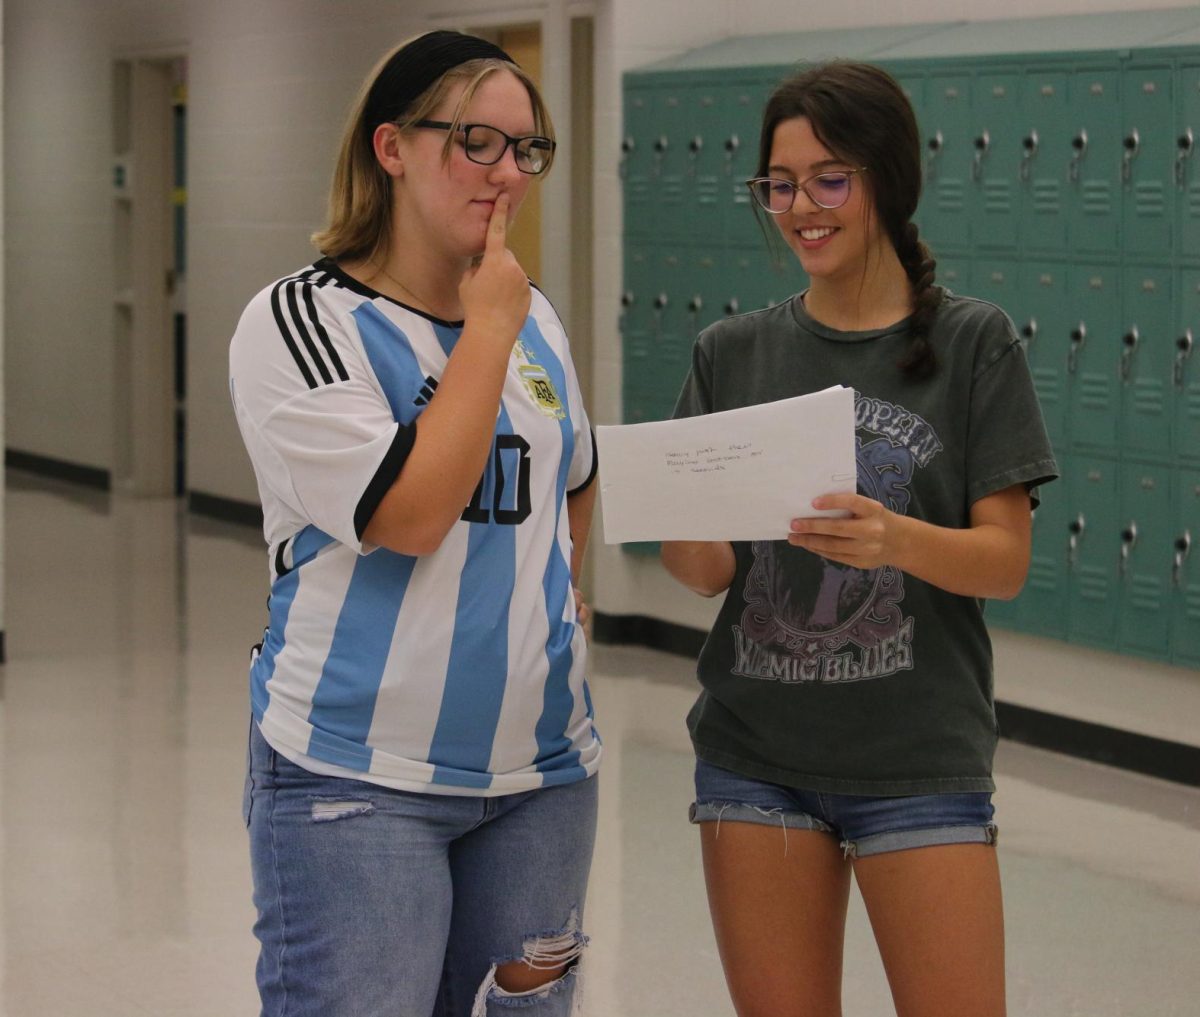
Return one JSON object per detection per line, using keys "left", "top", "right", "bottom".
{"left": 736, "top": 399, "right": 940, "bottom": 687}
{"left": 672, "top": 290, "right": 1057, "bottom": 795}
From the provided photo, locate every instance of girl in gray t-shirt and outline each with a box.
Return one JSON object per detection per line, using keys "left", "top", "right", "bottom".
{"left": 663, "top": 61, "right": 1056, "bottom": 1017}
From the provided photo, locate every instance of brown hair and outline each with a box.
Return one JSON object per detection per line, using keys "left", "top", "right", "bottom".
{"left": 311, "top": 41, "right": 554, "bottom": 265}
{"left": 756, "top": 61, "right": 939, "bottom": 377}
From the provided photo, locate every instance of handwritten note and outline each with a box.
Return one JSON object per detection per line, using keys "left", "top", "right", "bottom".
{"left": 596, "top": 386, "right": 856, "bottom": 543}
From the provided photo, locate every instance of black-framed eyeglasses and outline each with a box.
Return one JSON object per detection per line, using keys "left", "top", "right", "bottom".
{"left": 745, "top": 168, "right": 867, "bottom": 213}
{"left": 412, "top": 119, "right": 556, "bottom": 175}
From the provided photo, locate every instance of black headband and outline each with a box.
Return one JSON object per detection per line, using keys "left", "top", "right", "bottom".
{"left": 364, "top": 30, "right": 517, "bottom": 131}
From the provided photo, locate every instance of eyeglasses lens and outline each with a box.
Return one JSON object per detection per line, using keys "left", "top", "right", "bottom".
{"left": 464, "top": 125, "right": 552, "bottom": 174}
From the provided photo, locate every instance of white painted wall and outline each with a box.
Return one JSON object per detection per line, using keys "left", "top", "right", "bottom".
{"left": 3, "top": 0, "right": 1198, "bottom": 736}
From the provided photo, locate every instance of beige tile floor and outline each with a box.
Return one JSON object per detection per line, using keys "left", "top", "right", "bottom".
{"left": 2, "top": 469, "right": 1198, "bottom": 1016}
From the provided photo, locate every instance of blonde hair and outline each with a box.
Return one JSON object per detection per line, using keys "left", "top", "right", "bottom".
{"left": 311, "top": 44, "right": 554, "bottom": 264}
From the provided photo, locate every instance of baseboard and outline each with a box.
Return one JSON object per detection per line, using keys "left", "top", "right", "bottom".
{"left": 187, "top": 491, "right": 262, "bottom": 528}
{"left": 6, "top": 449, "right": 110, "bottom": 489}
{"left": 592, "top": 611, "right": 1200, "bottom": 788}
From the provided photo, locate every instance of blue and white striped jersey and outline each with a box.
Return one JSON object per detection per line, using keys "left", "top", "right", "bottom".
{"left": 229, "top": 259, "right": 600, "bottom": 796}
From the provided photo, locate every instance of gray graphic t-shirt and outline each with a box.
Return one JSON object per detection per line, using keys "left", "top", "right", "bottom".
{"left": 673, "top": 290, "right": 1057, "bottom": 795}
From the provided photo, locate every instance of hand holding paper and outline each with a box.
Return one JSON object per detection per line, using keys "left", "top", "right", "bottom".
{"left": 595, "top": 386, "right": 857, "bottom": 543}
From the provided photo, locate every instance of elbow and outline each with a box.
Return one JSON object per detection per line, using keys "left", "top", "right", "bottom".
{"left": 366, "top": 511, "right": 458, "bottom": 558}
{"left": 991, "top": 564, "right": 1030, "bottom": 601}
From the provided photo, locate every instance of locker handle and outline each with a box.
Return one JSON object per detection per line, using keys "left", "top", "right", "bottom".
{"left": 621, "top": 291, "right": 635, "bottom": 309}
{"left": 619, "top": 136, "right": 634, "bottom": 179}
{"left": 1176, "top": 329, "right": 1194, "bottom": 388}
{"left": 1068, "top": 322, "right": 1087, "bottom": 373}
{"left": 689, "top": 135, "right": 703, "bottom": 154}
{"left": 1175, "top": 531, "right": 1193, "bottom": 587}
{"left": 687, "top": 295, "right": 703, "bottom": 314}
{"left": 723, "top": 133, "right": 740, "bottom": 175}
{"left": 1120, "top": 326, "right": 1140, "bottom": 381}
{"left": 1122, "top": 128, "right": 1140, "bottom": 183}
{"left": 1069, "top": 128, "right": 1088, "bottom": 182}
{"left": 1119, "top": 521, "right": 1138, "bottom": 578}
{"left": 1020, "top": 129, "right": 1039, "bottom": 181}
{"left": 972, "top": 130, "right": 990, "bottom": 180}
{"left": 1021, "top": 319, "right": 1038, "bottom": 347}
{"left": 1067, "top": 513, "right": 1085, "bottom": 569}
{"left": 1177, "top": 128, "right": 1194, "bottom": 188}
{"left": 927, "top": 131, "right": 944, "bottom": 153}
{"left": 652, "top": 135, "right": 668, "bottom": 179}
{"left": 653, "top": 293, "right": 669, "bottom": 310}
{"left": 724, "top": 297, "right": 740, "bottom": 316}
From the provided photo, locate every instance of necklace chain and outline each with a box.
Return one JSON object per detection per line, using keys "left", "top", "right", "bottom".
{"left": 373, "top": 261, "right": 439, "bottom": 313}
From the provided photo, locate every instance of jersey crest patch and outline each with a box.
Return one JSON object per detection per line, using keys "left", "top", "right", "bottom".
{"left": 513, "top": 338, "right": 566, "bottom": 419}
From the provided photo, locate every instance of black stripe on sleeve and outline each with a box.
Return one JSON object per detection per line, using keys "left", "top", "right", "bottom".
{"left": 273, "top": 536, "right": 292, "bottom": 580}
{"left": 568, "top": 428, "right": 599, "bottom": 496}
{"left": 302, "top": 282, "right": 350, "bottom": 382}
{"left": 286, "top": 280, "right": 334, "bottom": 385}
{"left": 354, "top": 423, "right": 418, "bottom": 541}
{"left": 270, "top": 279, "right": 318, "bottom": 389}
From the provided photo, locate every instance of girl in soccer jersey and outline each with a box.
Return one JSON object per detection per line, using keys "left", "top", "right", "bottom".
{"left": 230, "top": 31, "right": 599, "bottom": 1017}
{"left": 662, "top": 62, "right": 1057, "bottom": 1017}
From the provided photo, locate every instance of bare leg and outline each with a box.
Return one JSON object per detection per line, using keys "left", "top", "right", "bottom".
{"left": 699, "top": 821, "right": 853, "bottom": 1017}
{"left": 854, "top": 844, "right": 1005, "bottom": 1017}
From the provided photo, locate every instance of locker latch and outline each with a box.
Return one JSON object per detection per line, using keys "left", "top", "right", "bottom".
{"left": 1020, "top": 130, "right": 1039, "bottom": 181}
{"left": 1176, "top": 329, "right": 1195, "bottom": 388}
{"left": 687, "top": 294, "right": 703, "bottom": 326}
{"left": 652, "top": 292, "right": 668, "bottom": 337}
{"left": 688, "top": 135, "right": 703, "bottom": 177}
{"left": 1069, "top": 129, "right": 1088, "bottom": 182}
{"left": 1119, "top": 521, "right": 1138, "bottom": 578}
{"left": 652, "top": 135, "right": 668, "bottom": 178}
{"left": 1120, "top": 326, "right": 1140, "bottom": 381}
{"left": 1021, "top": 318, "right": 1038, "bottom": 348}
{"left": 1175, "top": 531, "right": 1193, "bottom": 587}
{"left": 724, "top": 133, "right": 739, "bottom": 175}
{"left": 1177, "top": 128, "right": 1194, "bottom": 188}
{"left": 1067, "top": 513, "right": 1086, "bottom": 569}
{"left": 724, "top": 297, "right": 740, "bottom": 317}
{"left": 620, "top": 136, "right": 635, "bottom": 178}
{"left": 1122, "top": 128, "right": 1140, "bottom": 183}
{"left": 1068, "top": 322, "right": 1087, "bottom": 373}
{"left": 972, "top": 130, "right": 990, "bottom": 180}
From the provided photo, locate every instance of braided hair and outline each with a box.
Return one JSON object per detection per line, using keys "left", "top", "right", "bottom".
{"left": 755, "top": 62, "right": 940, "bottom": 377}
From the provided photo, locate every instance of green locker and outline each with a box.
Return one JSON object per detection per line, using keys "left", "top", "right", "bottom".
{"left": 936, "top": 255, "right": 971, "bottom": 294}
{"left": 721, "top": 77, "right": 772, "bottom": 249}
{"left": 1021, "top": 68, "right": 1071, "bottom": 252}
{"left": 1121, "top": 64, "right": 1175, "bottom": 258}
{"left": 1120, "top": 265, "right": 1174, "bottom": 459}
{"left": 1173, "top": 468, "right": 1200, "bottom": 665}
{"left": 621, "top": 83, "right": 660, "bottom": 240}
{"left": 971, "top": 258, "right": 1020, "bottom": 317}
{"left": 1067, "top": 455, "right": 1121, "bottom": 650}
{"left": 1068, "top": 68, "right": 1121, "bottom": 255}
{"left": 919, "top": 73, "right": 973, "bottom": 252}
{"left": 653, "top": 86, "right": 692, "bottom": 240}
{"left": 620, "top": 243, "right": 658, "bottom": 424}
{"left": 972, "top": 70, "right": 1022, "bottom": 250}
{"left": 1177, "top": 269, "right": 1200, "bottom": 464}
{"left": 1117, "top": 461, "right": 1174, "bottom": 660}
{"left": 1180, "top": 61, "right": 1200, "bottom": 262}
{"left": 684, "top": 77, "right": 726, "bottom": 243}
{"left": 1065, "top": 263, "right": 1121, "bottom": 451}
{"left": 1020, "top": 261, "right": 1072, "bottom": 451}
{"left": 1016, "top": 460, "right": 1069, "bottom": 639}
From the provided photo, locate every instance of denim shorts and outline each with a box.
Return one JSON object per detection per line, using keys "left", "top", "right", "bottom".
{"left": 244, "top": 719, "right": 598, "bottom": 1017}
{"left": 690, "top": 757, "right": 997, "bottom": 859}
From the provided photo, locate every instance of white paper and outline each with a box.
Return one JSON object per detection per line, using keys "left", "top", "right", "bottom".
{"left": 596, "top": 386, "right": 856, "bottom": 543}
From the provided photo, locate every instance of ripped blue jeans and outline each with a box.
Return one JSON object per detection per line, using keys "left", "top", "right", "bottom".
{"left": 244, "top": 720, "right": 597, "bottom": 1017}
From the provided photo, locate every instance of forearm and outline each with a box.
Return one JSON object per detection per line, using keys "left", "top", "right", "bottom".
{"left": 887, "top": 514, "right": 1030, "bottom": 601}
{"left": 661, "top": 540, "right": 736, "bottom": 597}
{"left": 567, "top": 482, "right": 597, "bottom": 584}
{"left": 364, "top": 327, "right": 511, "bottom": 555}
